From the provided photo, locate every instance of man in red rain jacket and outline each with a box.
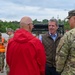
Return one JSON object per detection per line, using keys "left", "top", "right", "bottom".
{"left": 6, "top": 16, "right": 46, "bottom": 75}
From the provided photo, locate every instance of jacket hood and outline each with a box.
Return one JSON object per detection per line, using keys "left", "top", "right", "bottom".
{"left": 13, "top": 29, "right": 35, "bottom": 43}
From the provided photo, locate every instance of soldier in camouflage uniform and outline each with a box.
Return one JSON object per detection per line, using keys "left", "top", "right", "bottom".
{"left": 0, "top": 32, "right": 6, "bottom": 73}
{"left": 6, "top": 28, "right": 14, "bottom": 75}
{"left": 56, "top": 10, "right": 75, "bottom": 75}
{"left": 6, "top": 28, "right": 14, "bottom": 40}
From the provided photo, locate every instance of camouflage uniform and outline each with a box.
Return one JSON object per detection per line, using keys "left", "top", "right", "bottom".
{"left": 0, "top": 34, "right": 6, "bottom": 73}
{"left": 6, "top": 34, "right": 14, "bottom": 75}
{"left": 6, "top": 28, "right": 14, "bottom": 75}
{"left": 0, "top": 52, "right": 5, "bottom": 72}
{"left": 56, "top": 28, "right": 75, "bottom": 75}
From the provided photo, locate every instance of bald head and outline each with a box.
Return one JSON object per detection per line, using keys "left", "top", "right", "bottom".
{"left": 20, "top": 16, "right": 33, "bottom": 32}
{"left": 20, "top": 16, "right": 33, "bottom": 27}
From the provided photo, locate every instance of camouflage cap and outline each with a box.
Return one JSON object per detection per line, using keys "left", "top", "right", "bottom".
{"left": 66, "top": 9, "right": 75, "bottom": 19}
{"left": 6, "top": 28, "right": 14, "bottom": 33}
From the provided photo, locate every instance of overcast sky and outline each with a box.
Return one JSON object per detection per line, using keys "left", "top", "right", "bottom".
{"left": 0, "top": 0, "right": 75, "bottom": 21}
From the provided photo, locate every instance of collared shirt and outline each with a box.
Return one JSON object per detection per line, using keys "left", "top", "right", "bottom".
{"left": 39, "top": 34, "right": 42, "bottom": 42}
{"left": 49, "top": 32, "right": 57, "bottom": 41}
{"left": 39, "top": 32, "right": 57, "bottom": 42}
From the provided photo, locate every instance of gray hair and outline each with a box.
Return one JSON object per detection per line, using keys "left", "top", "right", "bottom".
{"left": 48, "top": 19, "right": 58, "bottom": 26}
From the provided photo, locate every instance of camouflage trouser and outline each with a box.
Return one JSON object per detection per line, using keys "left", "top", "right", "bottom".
{"left": 0, "top": 52, "right": 5, "bottom": 71}
{"left": 5, "top": 63, "right": 9, "bottom": 75}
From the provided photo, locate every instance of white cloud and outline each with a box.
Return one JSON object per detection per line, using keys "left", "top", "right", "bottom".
{"left": 0, "top": 0, "right": 75, "bottom": 21}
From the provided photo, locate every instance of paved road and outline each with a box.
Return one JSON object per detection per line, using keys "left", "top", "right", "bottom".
{"left": 0, "top": 71, "right": 6, "bottom": 75}
{"left": 0, "top": 67, "right": 6, "bottom": 75}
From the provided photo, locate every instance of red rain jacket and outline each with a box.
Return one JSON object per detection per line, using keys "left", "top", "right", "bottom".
{"left": 6, "top": 29, "right": 46, "bottom": 75}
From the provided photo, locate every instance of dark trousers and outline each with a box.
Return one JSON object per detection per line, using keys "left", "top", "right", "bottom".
{"left": 45, "top": 64, "right": 60, "bottom": 75}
